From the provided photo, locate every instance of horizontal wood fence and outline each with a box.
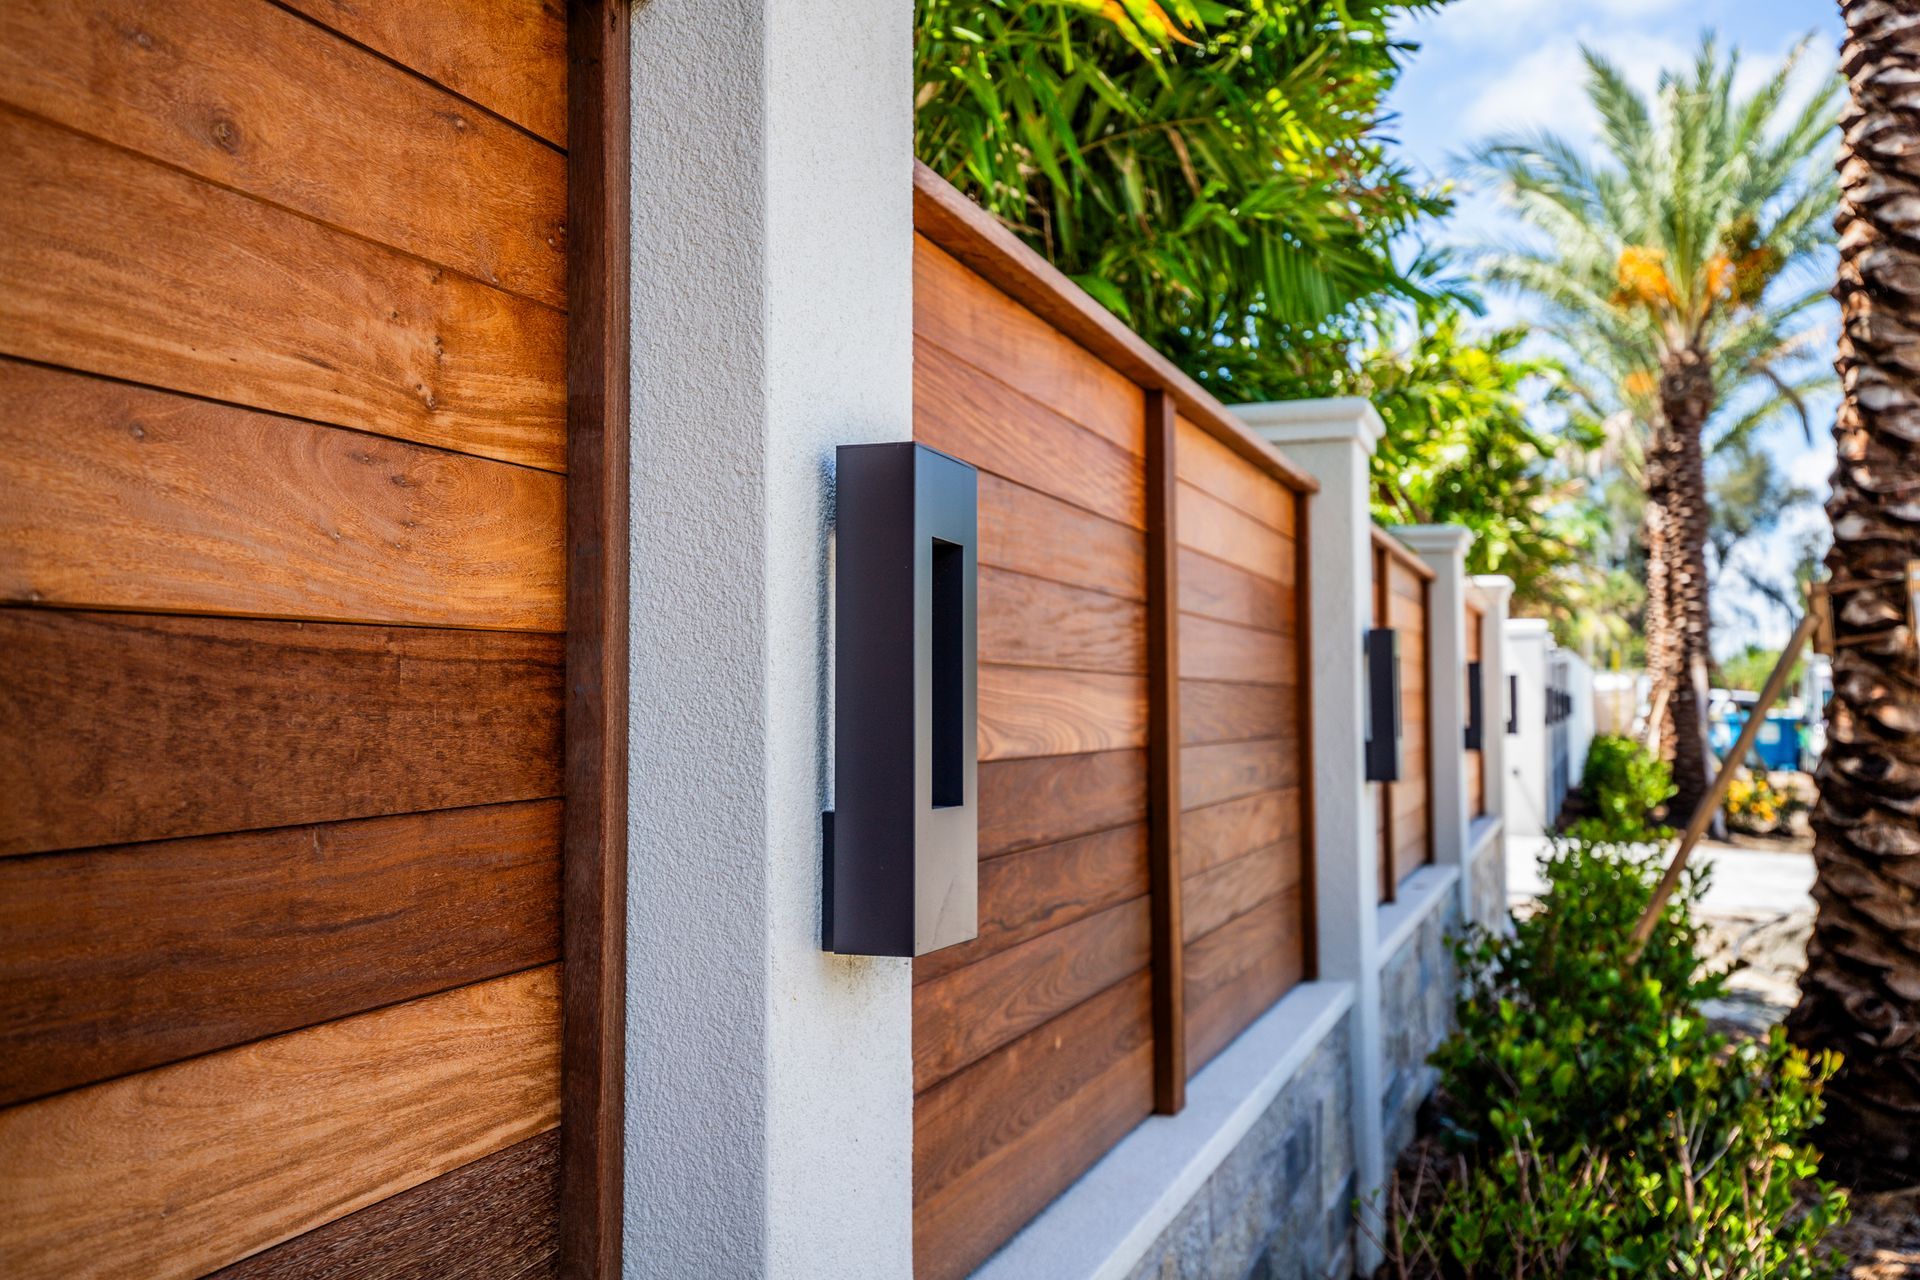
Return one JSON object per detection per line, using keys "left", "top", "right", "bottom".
{"left": 0, "top": 0, "right": 631, "bottom": 1274}
{"left": 911, "top": 164, "right": 1316, "bottom": 1280}
{"left": 1371, "top": 529, "right": 1435, "bottom": 902}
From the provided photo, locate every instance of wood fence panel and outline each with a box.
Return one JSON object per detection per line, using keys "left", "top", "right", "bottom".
{"left": 0, "top": 6, "right": 576, "bottom": 1273}
{"left": 1175, "top": 420, "right": 1311, "bottom": 1077}
{"left": 1373, "top": 533, "right": 1435, "bottom": 898}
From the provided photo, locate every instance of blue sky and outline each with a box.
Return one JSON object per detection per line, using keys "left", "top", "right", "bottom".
{"left": 1384, "top": 0, "right": 1844, "bottom": 656}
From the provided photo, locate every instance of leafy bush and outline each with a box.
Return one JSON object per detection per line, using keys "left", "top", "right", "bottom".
{"left": 1381, "top": 839, "right": 1848, "bottom": 1278}
{"left": 1566, "top": 735, "right": 1674, "bottom": 843}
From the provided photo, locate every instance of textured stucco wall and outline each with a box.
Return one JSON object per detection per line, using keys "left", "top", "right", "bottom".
{"left": 1504, "top": 621, "right": 1552, "bottom": 838}
{"left": 1121, "top": 1016, "right": 1357, "bottom": 1280}
{"left": 623, "top": 1, "right": 913, "bottom": 1275}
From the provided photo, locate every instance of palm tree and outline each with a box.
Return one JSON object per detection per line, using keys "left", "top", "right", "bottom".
{"left": 1471, "top": 38, "right": 1839, "bottom": 824}
{"left": 1785, "top": 0, "right": 1920, "bottom": 1186}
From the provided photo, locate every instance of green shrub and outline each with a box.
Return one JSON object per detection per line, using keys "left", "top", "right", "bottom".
{"left": 1383, "top": 839, "right": 1848, "bottom": 1278}
{"left": 1568, "top": 735, "right": 1675, "bottom": 843}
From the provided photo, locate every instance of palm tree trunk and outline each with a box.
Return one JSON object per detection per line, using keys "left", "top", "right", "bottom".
{"left": 1786, "top": 0, "right": 1920, "bottom": 1186}
{"left": 1650, "top": 350, "right": 1717, "bottom": 826}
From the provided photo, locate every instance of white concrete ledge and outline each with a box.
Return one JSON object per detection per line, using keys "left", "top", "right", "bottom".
{"left": 974, "top": 980, "right": 1358, "bottom": 1280}
{"left": 1375, "top": 864, "right": 1460, "bottom": 963}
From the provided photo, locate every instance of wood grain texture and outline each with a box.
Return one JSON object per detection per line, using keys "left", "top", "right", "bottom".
{"left": 977, "top": 750, "right": 1146, "bottom": 857}
{"left": 0, "top": 966, "right": 561, "bottom": 1280}
{"left": 0, "top": 609, "right": 563, "bottom": 856}
{"left": 1180, "top": 789, "right": 1303, "bottom": 877}
{"left": 913, "top": 896, "right": 1150, "bottom": 1092}
{"left": 913, "top": 973, "right": 1153, "bottom": 1280}
{"left": 1181, "top": 839, "right": 1302, "bottom": 945}
{"left": 911, "top": 167, "right": 1317, "bottom": 496}
{"left": 914, "top": 236, "right": 1144, "bottom": 457}
{"left": 1183, "top": 888, "right": 1306, "bottom": 1073}
{"left": 978, "top": 664, "right": 1147, "bottom": 761}
{"left": 1178, "top": 614, "right": 1295, "bottom": 686}
{"left": 1181, "top": 737, "right": 1299, "bottom": 811}
{"left": 979, "top": 566, "right": 1145, "bottom": 674}
{"left": 913, "top": 824, "right": 1148, "bottom": 986}
{"left": 0, "top": 361, "right": 563, "bottom": 628}
{"left": 1177, "top": 482, "right": 1293, "bottom": 583}
{"left": 1177, "top": 546, "right": 1294, "bottom": 630}
{"left": 977, "top": 473, "right": 1144, "bottom": 601}
{"left": 0, "top": 800, "right": 559, "bottom": 1107}
{"left": 1174, "top": 416, "right": 1295, "bottom": 534}
{"left": 211, "top": 1132, "right": 559, "bottom": 1280}
{"left": 282, "top": 0, "right": 567, "bottom": 145}
{"left": 562, "top": 4, "right": 627, "bottom": 1273}
{"left": 1180, "top": 679, "right": 1297, "bottom": 746}
{"left": 915, "top": 336, "right": 1144, "bottom": 530}
{"left": 1145, "top": 389, "right": 1184, "bottom": 1113}
{"left": 0, "top": 107, "right": 566, "bottom": 470}
{"left": 0, "top": 0, "right": 567, "bottom": 309}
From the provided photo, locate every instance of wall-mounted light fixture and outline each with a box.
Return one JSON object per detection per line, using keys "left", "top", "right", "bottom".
{"left": 1464, "top": 660, "right": 1484, "bottom": 751}
{"left": 1507, "top": 674, "right": 1520, "bottom": 737}
{"left": 824, "top": 443, "right": 979, "bottom": 957}
{"left": 1364, "top": 627, "right": 1402, "bottom": 783}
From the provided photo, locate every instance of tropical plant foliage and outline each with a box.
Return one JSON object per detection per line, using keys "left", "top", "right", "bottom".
{"left": 915, "top": 0, "right": 1607, "bottom": 616}
{"left": 1469, "top": 36, "right": 1841, "bottom": 824}
{"left": 1385, "top": 840, "right": 1848, "bottom": 1278}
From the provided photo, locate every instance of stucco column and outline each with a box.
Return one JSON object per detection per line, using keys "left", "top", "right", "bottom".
{"left": 1392, "top": 526, "right": 1473, "bottom": 877}
{"left": 1234, "top": 397, "right": 1387, "bottom": 1270}
{"left": 1504, "top": 619, "right": 1553, "bottom": 839}
{"left": 1469, "top": 575, "right": 1514, "bottom": 928}
{"left": 624, "top": 2, "right": 913, "bottom": 1276}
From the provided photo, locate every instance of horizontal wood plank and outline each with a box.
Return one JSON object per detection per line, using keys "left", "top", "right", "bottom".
{"left": 0, "top": 0, "right": 567, "bottom": 309}
{"left": 1183, "top": 888, "right": 1306, "bottom": 1073}
{"left": 913, "top": 973, "right": 1152, "bottom": 1280}
{"left": 1176, "top": 546, "right": 1294, "bottom": 630}
{"left": 916, "top": 337, "right": 1143, "bottom": 530}
{"left": 913, "top": 824, "right": 1147, "bottom": 986}
{"left": 281, "top": 0, "right": 567, "bottom": 146}
{"left": 1177, "top": 614, "right": 1295, "bottom": 686}
{"left": 212, "top": 1132, "right": 559, "bottom": 1280}
{"left": 1180, "top": 737, "right": 1299, "bottom": 811}
{"left": 978, "top": 665, "right": 1146, "bottom": 761}
{"left": 1181, "top": 789, "right": 1303, "bottom": 876}
{"left": 914, "top": 237, "right": 1144, "bottom": 457}
{"left": 1180, "top": 679, "right": 1297, "bottom": 746}
{"left": 979, "top": 567, "right": 1145, "bottom": 675}
{"left": 0, "top": 967, "right": 561, "bottom": 1280}
{"left": 977, "top": 750, "right": 1146, "bottom": 858}
{"left": 1174, "top": 416, "right": 1294, "bottom": 535}
{"left": 1181, "top": 839, "right": 1302, "bottom": 945}
{"left": 913, "top": 897, "right": 1149, "bottom": 1092}
{"left": 0, "top": 107, "right": 566, "bottom": 470}
{"left": 0, "top": 610, "right": 563, "bottom": 856}
{"left": 0, "top": 800, "right": 560, "bottom": 1105}
{"left": 0, "top": 361, "right": 564, "bottom": 629}
{"left": 977, "top": 473, "right": 1144, "bottom": 602}
{"left": 1177, "top": 482, "right": 1291, "bottom": 583}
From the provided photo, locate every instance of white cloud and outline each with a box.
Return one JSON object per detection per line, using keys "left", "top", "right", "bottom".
{"left": 1459, "top": 30, "right": 1687, "bottom": 143}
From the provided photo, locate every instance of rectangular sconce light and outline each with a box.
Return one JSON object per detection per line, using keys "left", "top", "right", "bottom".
{"left": 1507, "top": 674, "right": 1520, "bottom": 736}
{"left": 1364, "top": 627, "right": 1402, "bottom": 783}
{"left": 1464, "top": 660, "right": 1484, "bottom": 751}
{"left": 824, "top": 443, "right": 979, "bottom": 958}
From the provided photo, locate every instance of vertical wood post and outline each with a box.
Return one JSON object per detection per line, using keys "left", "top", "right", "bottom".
{"left": 563, "top": 2, "right": 630, "bottom": 1276}
{"left": 1145, "top": 389, "right": 1186, "bottom": 1114}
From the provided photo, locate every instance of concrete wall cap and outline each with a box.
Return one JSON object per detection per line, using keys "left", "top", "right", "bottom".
{"left": 1507, "top": 618, "right": 1552, "bottom": 638}
{"left": 1232, "top": 396, "right": 1384, "bottom": 452}
{"left": 1390, "top": 524, "right": 1473, "bottom": 559}
{"left": 1470, "top": 574, "right": 1515, "bottom": 601}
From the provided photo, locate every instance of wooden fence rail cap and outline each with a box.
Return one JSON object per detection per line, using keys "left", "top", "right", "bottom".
{"left": 1371, "top": 526, "right": 1436, "bottom": 582}
{"left": 911, "top": 162, "right": 1318, "bottom": 498}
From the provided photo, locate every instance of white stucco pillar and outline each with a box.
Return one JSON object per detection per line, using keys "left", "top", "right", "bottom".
{"left": 1391, "top": 526, "right": 1473, "bottom": 877}
{"left": 624, "top": 2, "right": 913, "bottom": 1276}
{"left": 1504, "top": 618, "right": 1553, "bottom": 839}
{"left": 1468, "top": 575, "right": 1514, "bottom": 927}
{"left": 1234, "top": 397, "right": 1387, "bottom": 1270}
